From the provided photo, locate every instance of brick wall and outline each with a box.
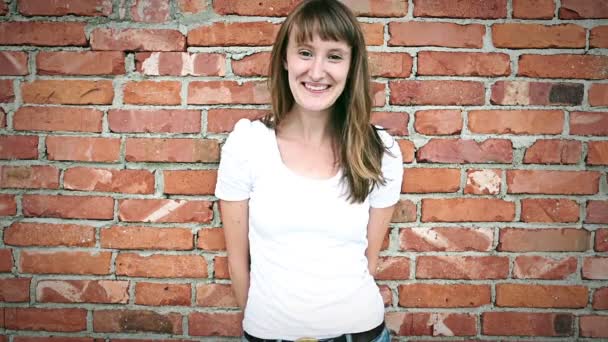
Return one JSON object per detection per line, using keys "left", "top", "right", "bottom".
{"left": 0, "top": 0, "right": 607, "bottom": 340}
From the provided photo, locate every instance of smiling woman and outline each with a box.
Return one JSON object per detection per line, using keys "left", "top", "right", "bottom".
{"left": 215, "top": 0, "right": 402, "bottom": 341}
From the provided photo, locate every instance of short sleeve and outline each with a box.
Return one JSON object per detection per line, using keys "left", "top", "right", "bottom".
{"left": 215, "top": 119, "right": 254, "bottom": 201}
{"left": 369, "top": 129, "right": 404, "bottom": 208}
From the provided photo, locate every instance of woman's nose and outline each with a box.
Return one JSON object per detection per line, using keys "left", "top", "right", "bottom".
{"left": 308, "top": 56, "right": 325, "bottom": 80}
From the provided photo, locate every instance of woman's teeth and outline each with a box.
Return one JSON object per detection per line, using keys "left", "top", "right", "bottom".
{"left": 304, "top": 83, "right": 329, "bottom": 91}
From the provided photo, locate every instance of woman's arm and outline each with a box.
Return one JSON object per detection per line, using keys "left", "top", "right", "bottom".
{"left": 219, "top": 199, "right": 250, "bottom": 309}
{"left": 366, "top": 205, "right": 396, "bottom": 277}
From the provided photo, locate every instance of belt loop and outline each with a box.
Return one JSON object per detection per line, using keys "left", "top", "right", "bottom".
{"left": 345, "top": 334, "right": 353, "bottom": 342}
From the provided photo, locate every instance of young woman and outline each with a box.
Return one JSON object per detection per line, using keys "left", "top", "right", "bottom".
{"left": 215, "top": 0, "right": 403, "bottom": 340}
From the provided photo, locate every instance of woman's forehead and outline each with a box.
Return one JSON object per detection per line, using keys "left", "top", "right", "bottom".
{"left": 288, "top": 28, "right": 351, "bottom": 49}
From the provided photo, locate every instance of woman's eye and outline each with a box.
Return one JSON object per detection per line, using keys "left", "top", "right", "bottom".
{"left": 329, "top": 54, "right": 343, "bottom": 61}
{"left": 298, "top": 50, "right": 312, "bottom": 57}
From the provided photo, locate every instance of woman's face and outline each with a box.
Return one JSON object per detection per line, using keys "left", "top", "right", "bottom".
{"left": 284, "top": 30, "right": 351, "bottom": 116}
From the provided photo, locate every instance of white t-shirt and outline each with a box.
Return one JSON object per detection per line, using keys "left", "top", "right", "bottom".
{"left": 215, "top": 119, "right": 403, "bottom": 340}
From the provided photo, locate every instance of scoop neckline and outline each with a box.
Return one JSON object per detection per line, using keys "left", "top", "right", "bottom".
{"left": 269, "top": 126, "right": 342, "bottom": 183}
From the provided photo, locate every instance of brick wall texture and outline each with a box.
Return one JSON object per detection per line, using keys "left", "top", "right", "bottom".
{"left": 0, "top": 0, "right": 607, "bottom": 340}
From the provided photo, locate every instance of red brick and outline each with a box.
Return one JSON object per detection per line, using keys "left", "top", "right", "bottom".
{"left": 398, "top": 140, "right": 415, "bottom": 163}
{"left": 18, "top": 0, "right": 112, "bottom": 16}
{"left": 570, "top": 111, "right": 608, "bottom": 136}
{"left": 513, "top": 0, "right": 555, "bottom": 19}
{"left": 4, "top": 222, "right": 95, "bottom": 247}
{"left": 414, "top": 0, "right": 506, "bottom": 18}
{"left": 482, "top": 312, "right": 572, "bottom": 336}
{"left": 101, "top": 226, "right": 193, "bottom": 250}
{"left": 521, "top": 198, "right": 579, "bottom": 223}
{"left": 360, "top": 23, "right": 385, "bottom": 46}
{"left": 422, "top": 198, "right": 515, "bottom": 222}
{"left": 23, "top": 195, "right": 114, "bottom": 220}
{"left": 91, "top": 28, "right": 185, "bottom": 51}
{"left": 0, "top": 108, "right": 5, "bottom": 127}
{"left": 496, "top": 284, "right": 588, "bottom": 308}
{"left": 119, "top": 199, "right": 213, "bottom": 223}
{"left": 14, "top": 338, "right": 95, "bottom": 342}
{"left": 195, "top": 283, "right": 237, "bottom": 307}
{"left": 0, "top": 22, "right": 86, "bottom": 46}
{"left": 375, "top": 256, "right": 410, "bottom": 280}
{"left": 507, "top": 170, "right": 599, "bottom": 194}
{"left": 379, "top": 285, "right": 391, "bottom": 306}
{"left": 416, "top": 256, "right": 508, "bottom": 279}
{"left": 37, "top": 51, "right": 124, "bottom": 75}
{"left": 390, "top": 80, "right": 484, "bottom": 105}
{"left": 212, "top": 0, "right": 297, "bottom": 16}
{"left": 371, "top": 112, "right": 409, "bottom": 136}
{"left": 0, "top": 79, "right": 14, "bottom": 102}
{"left": 197, "top": 228, "right": 226, "bottom": 251}
{"left": 414, "top": 110, "right": 462, "bottom": 135}
{"left": 231, "top": 52, "right": 269, "bottom": 77}
{"left": 389, "top": 22, "right": 484, "bottom": 48}
{"left": 593, "top": 287, "right": 608, "bottom": 309}
{"left": 0, "top": 195, "right": 16, "bottom": 216}
{"left": 583, "top": 257, "right": 608, "bottom": 279}
{"left": 0, "top": 248, "right": 12, "bottom": 272}
{"left": 399, "top": 284, "right": 490, "bottom": 308}
{"left": 369, "top": 52, "right": 412, "bottom": 77}
{"left": 464, "top": 169, "right": 501, "bottom": 195}
{"left": 214, "top": 256, "right": 229, "bottom": 279}
{"left": 402, "top": 168, "right": 459, "bottom": 193}
{"left": 371, "top": 81, "right": 386, "bottom": 107}
{"left": 124, "top": 81, "right": 181, "bottom": 105}
{"left": 400, "top": 227, "right": 493, "bottom": 252}
{"left": 179, "top": 0, "right": 207, "bottom": 14}
{"left": 14, "top": 106, "right": 103, "bottom": 132}
{"left": 418, "top": 51, "right": 509, "bottom": 76}
{"left": 588, "top": 141, "right": 608, "bottom": 165}
{"left": 64, "top": 167, "right": 154, "bottom": 194}
{"left": 0, "top": 51, "right": 28, "bottom": 75}
{"left": 135, "top": 282, "right": 191, "bottom": 306}
{"left": 589, "top": 84, "right": 608, "bottom": 106}
{"left": 93, "top": 310, "right": 182, "bottom": 334}
{"left": 499, "top": 228, "right": 590, "bottom": 252}
{"left": 560, "top": 0, "right": 608, "bottom": 19}
{"left": 493, "top": 24, "right": 585, "bottom": 48}
{"left": 126, "top": 138, "right": 219, "bottom": 163}
{"left": 580, "top": 315, "right": 608, "bottom": 338}
{"left": 596, "top": 229, "right": 608, "bottom": 252}
{"left": 5, "top": 308, "right": 87, "bottom": 332}
{"left": 0, "top": 136, "right": 38, "bottom": 160}
{"left": 109, "top": 109, "right": 199, "bottom": 133}
{"left": 417, "top": 138, "right": 512, "bottom": 163}
{"left": 386, "top": 312, "right": 477, "bottom": 336}
{"left": 591, "top": 26, "right": 608, "bottom": 48}
{"left": 116, "top": 253, "right": 207, "bottom": 278}
{"left": 207, "top": 109, "right": 267, "bottom": 133}
{"left": 188, "top": 80, "right": 269, "bottom": 105}
{"left": 131, "top": 0, "right": 170, "bottom": 22}
{"left": 0, "top": 278, "right": 30, "bottom": 302}
{"left": 20, "top": 251, "right": 111, "bottom": 275}
{"left": 164, "top": 170, "right": 217, "bottom": 195}
{"left": 22, "top": 80, "right": 113, "bottom": 104}
{"left": 47, "top": 136, "right": 120, "bottom": 162}
{"left": 188, "top": 312, "right": 243, "bottom": 336}
{"left": 136, "top": 52, "right": 225, "bottom": 76}
{"left": 0, "top": 1, "right": 5, "bottom": 15}
{"left": 491, "top": 81, "right": 584, "bottom": 106}
{"left": 524, "top": 139, "right": 582, "bottom": 164}
{"left": 514, "top": 256, "right": 577, "bottom": 279}
{"left": 188, "top": 22, "right": 279, "bottom": 46}
{"left": 37, "top": 280, "right": 128, "bottom": 304}
{"left": 0, "top": 165, "right": 58, "bottom": 189}
{"left": 391, "top": 199, "right": 416, "bottom": 223}
{"left": 468, "top": 110, "right": 563, "bottom": 134}
{"left": 520, "top": 54, "right": 608, "bottom": 79}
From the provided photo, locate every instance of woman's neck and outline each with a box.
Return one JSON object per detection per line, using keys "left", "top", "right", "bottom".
{"left": 279, "top": 106, "right": 333, "bottom": 146}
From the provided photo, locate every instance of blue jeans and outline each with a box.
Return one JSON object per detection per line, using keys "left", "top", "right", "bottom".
{"left": 241, "top": 327, "right": 391, "bottom": 342}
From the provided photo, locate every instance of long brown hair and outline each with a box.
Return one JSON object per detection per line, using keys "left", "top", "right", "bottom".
{"left": 266, "top": 0, "right": 387, "bottom": 203}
